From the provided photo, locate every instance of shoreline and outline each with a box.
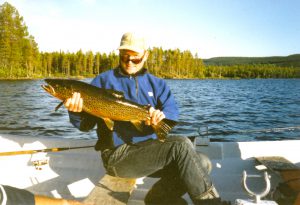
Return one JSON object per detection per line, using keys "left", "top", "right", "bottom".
{"left": 1, "top": 76, "right": 299, "bottom": 80}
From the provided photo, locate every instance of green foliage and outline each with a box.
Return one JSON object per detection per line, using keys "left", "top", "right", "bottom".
{"left": 146, "top": 48, "right": 205, "bottom": 78}
{"left": 0, "top": 2, "right": 39, "bottom": 78}
{"left": 203, "top": 55, "right": 300, "bottom": 68}
{"left": 0, "top": 2, "right": 299, "bottom": 79}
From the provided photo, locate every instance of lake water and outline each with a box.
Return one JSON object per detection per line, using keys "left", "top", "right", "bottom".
{"left": 0, "top": 79, "right": 299, "bottom": 141}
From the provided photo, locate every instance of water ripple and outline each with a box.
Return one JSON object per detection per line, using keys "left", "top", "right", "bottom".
{"left": 0, "top": 79, "right": 299, "bottom": 141}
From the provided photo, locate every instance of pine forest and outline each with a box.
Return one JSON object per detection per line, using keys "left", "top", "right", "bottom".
{"left": 0, "top": 2, "right": 299, "bottom": 79}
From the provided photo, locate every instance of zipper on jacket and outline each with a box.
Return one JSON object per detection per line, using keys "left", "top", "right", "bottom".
{"left": 134, "top": 76, "right": 139, "bottom": 97}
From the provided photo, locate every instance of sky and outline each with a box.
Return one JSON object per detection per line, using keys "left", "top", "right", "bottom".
{"left": 1, "top": 0, "right": 300, "bottom": 58}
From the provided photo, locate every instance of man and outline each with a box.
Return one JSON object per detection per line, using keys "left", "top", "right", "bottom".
{"left": 0, "top": 184, "right": 84, "bottom": 205}
{"left": 64, "top": 32, "right": 229, "bottom": 205}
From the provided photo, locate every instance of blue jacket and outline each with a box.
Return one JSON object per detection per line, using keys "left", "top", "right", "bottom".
{"left": 69, "top": 67, "right": 179, "bottom": 148}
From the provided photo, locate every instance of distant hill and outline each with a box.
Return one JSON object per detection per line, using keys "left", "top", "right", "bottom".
{"left": 203, "top": 54, "right": 300, "bottom": 68}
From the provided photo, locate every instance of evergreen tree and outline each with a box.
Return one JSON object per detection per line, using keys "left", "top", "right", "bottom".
{"left": 86, "top": 51, "right": 94, "bottom": 75}
{"left": 94, "top": 52, "right": 101, "bottom": 74}
{"left": 0, "top": 2, "right": 38, "bottom": 78}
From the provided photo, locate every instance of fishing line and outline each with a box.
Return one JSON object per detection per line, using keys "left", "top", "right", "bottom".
{"left": 0, "top": 145, "right": 95, "bottom": 156}
{"left": 198, "top": 125, "right": 300, "bottom": 136}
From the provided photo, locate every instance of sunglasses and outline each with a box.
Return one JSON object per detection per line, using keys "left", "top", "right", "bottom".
{"left": 120, "top": 53, "right": 145, "bottom": 64}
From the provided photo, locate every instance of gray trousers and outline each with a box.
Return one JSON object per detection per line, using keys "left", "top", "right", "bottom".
{"left": 102, "top": 136, "right": 215, "bottom": 203}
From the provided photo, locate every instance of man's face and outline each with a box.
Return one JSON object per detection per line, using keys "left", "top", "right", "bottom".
{"left": 119, "top": 49, "right": 147, "bottom": 75}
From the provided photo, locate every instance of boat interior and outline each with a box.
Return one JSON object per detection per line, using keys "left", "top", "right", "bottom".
{"left": 0, "top": 134, "right": 299, "bottom": 204}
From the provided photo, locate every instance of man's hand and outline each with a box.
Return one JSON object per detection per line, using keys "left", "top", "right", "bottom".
{"left": 146, "top": 107, "right": 165, "bottom": 126}
{"left": 64, "top": 92, "right": 83, "bottom": 112}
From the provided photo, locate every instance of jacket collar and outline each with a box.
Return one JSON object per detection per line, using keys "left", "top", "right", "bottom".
{"left": 116, "top": 67, "right": 148, "bottom": 78}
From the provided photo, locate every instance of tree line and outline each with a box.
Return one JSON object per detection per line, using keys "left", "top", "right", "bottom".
{"left": 0, "top": 2, "right": 299, "bottom": 79}
{"left": 203, "top": 54, "right": 300, "bottom": 68}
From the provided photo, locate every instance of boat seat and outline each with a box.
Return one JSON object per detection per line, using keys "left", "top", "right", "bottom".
{"left": 255, "top": 156, "right": 300, "bottom": 172}
{"left": 255, "top": 156, "right": 300, "bottom": 191}
{"left": 83, "top": 174, "right": 136, "bottom": 205}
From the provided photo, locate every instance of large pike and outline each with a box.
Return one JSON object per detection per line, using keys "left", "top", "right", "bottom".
{"left": 42, "top": 79, "right": 177, "bottom": 141}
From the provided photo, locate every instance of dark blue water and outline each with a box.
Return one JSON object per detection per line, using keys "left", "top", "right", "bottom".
{"left": 0, "top": 79, "right": 299, "bottom": 141}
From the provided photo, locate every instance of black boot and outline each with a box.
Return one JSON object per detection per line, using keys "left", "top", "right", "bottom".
{"left": 194, "top": 198, "right": 231, "bottom": 205}
{"left": 191, "top": 185, "right": 231, "bottom": 205}
{"left": 145, "top": 186, "right": 188, "bottom": 205}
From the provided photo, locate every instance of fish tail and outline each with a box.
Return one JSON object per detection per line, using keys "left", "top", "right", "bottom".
{"left": 152, "top": 119, "right": 177, "bottom": 141}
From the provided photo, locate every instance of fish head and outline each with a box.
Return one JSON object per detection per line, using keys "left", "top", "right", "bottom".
{"left": 42, "top": 79, "right": 74, "bottom": 100}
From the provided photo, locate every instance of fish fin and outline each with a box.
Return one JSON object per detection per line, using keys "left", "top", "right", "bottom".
{"left": 152, "top": 119, "right": 177, "bottom": 142}
{"left": 102, "top": 118, "right": 114, "bottom": 131}
{"left": 131, "top": 120, "right": 144, "bottom": 132}
{"left": 55, "top": 101, "right": 64, "bottom": 111}
{"left": 142, "top": 104, "right": 152, "bottom": 111}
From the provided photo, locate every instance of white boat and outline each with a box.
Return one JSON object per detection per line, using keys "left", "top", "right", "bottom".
{"left": 0, "top": 133, "right": 299, "bottom": 204}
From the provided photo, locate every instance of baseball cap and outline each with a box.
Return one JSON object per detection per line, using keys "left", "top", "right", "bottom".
{"left": 118, "top": 32, "right": 146, "bottom": 53}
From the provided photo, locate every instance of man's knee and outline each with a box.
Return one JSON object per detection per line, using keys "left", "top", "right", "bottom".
{"left": 197, "top": 152, "right": 212, "bottom": 174}
{"left": 167, "top": 137, "right": 212, "bottom": 173}
{"left": 167, "top": 136, "right": 194, "bottom": 149}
